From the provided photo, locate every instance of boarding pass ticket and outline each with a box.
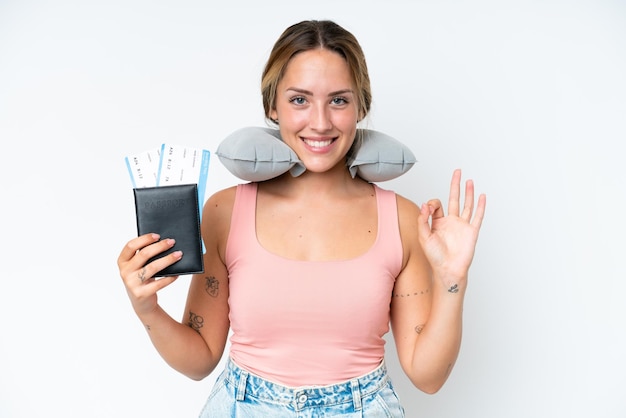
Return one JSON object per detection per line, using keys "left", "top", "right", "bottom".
{"left": 125, "top": 144, "right": 211, "bottom": 209}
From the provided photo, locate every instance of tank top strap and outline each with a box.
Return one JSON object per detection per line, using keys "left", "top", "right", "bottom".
{"left": 373, "top": 185, "right": 397, "bottom": 228}
{"left": 225, "top": 182, "right": 258, "bottom": 262}
{"left": 372, "top": 185, "right": 403, "bottom": 271}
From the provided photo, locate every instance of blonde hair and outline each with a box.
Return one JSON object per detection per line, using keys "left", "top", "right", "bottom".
{"left": 261, "top": 20, "right": 372, "bottom": 124}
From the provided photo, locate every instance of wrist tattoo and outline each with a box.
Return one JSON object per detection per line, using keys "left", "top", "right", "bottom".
{"left": 187, "top": 311, "right": 204, "bottom": 333}
{"left": 414, "top": 324, "right": 425, "bottom": 334}
{"left": 448, "top": 284, "right": 459, "bottom": 293}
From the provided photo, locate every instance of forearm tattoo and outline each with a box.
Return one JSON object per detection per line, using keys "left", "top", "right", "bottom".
{"left": 414, "top": 324, "right": 425, "bottom": 334}
{"left": 205, "top": 276, "right": 219, "bottom": 297}
{"left": 187, "top": 311, "right": 204, "bottom": 333}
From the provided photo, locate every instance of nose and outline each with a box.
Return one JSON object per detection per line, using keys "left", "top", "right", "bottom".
{"left": 310, "top": 104, "right": 332, "bottom": 131}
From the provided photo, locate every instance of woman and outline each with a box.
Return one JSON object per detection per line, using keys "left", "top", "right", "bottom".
{"left": 118, "top": 20, "right": 486, "bottom": 417}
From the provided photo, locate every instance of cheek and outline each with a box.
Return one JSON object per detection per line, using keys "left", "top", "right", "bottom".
{"left": 278, "top": 107, "right": 309, "bottom": 127}
{"left": 331, "top": 110, "right": 359, "bottom": 130}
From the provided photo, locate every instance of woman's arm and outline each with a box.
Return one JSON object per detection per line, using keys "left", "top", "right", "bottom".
{"left": 117, "top": 187, "right": 236, "bottom": 380}
{"left": 391, "top": 170, "right": 486, "bottom": 393}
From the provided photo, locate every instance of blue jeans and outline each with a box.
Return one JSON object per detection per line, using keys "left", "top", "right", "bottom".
{"left": 199, "top": 358, "right": 405, "bottom": 417}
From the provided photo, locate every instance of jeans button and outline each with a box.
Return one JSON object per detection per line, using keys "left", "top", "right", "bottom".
{"left": 298, "top": 393, "right": 308, "bottom": 403}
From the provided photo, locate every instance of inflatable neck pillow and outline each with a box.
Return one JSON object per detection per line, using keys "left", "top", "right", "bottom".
{"left": 216, "top": 126, "right": 416, "bottom": 182}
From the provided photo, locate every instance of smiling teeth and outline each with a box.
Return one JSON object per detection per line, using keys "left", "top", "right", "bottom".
{"left": 304, "top": 139, "right": 333, "bottom": 148}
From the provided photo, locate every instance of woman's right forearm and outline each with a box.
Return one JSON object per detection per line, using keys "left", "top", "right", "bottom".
{"left": 137, "top": 305, "right": 220, "bottom": 380}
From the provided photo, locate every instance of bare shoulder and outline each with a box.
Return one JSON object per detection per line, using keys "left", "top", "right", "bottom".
{"left": 201, "top": 186, "right": 238, "bottom": 255}
{"left": 394, "top": 192, "right": 421, "bottom": 231}
{"left": 203, "top": 186, "right": 238, "bottom": 219}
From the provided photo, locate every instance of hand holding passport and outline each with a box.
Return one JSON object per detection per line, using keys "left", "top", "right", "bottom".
{"left": 125, "top": 145, "right": 211, "bottom": 277}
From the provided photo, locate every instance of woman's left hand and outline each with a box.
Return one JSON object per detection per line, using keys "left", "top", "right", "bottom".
{"left": 417, "top": 169, "right": 486, "bottom": 290}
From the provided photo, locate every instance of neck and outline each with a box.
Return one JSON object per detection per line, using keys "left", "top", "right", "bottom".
{"left": 266, "top": 163, "right": 363, "bottom": 199}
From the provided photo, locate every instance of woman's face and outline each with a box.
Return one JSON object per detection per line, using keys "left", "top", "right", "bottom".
{"left": 270, "top": 48, "right": 359, "bottom": 174}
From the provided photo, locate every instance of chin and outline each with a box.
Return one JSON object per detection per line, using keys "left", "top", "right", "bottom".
{"left": 302, "top": 160, "right": 348, "bottom": 174}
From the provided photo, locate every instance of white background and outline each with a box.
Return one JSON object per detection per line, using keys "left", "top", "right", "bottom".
{"left": 1, "top": 1, "right": 625, "bottom": 417}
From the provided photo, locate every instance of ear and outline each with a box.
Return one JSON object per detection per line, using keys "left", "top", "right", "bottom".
{"left": 216, "top": 127, "right": 416, "bottom": 182}
{"left": 269, "top": 109, "right": 278, "bottom": 122}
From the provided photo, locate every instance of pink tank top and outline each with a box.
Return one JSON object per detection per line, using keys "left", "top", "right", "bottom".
{"left": 225, "top": 183, "right": 403, "bottom": 386}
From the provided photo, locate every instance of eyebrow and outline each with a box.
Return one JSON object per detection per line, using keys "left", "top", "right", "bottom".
{"left": 285, "top": 87, "right": 354, "bottom": 96}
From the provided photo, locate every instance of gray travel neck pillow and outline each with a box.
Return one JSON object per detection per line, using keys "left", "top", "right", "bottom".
{"left": 216, "top": 126, "right": 416, "bottom": 182}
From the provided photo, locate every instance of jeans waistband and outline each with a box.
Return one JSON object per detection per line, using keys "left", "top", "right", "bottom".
{"left": 223, "top": 358, "right": 389, "bottom": 411}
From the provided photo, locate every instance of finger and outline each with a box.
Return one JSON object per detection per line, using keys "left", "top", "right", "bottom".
{"left": 119, "top": 238, "right": 178, "bottom": 288}
{"left": 140, "top": 250, "right": 183, "bottom": 282}
{"left": 127, "top": 266, "right": 179, "bottom": 301}
{"left": 460, "top": 179, "right": 475, "bottom": 221}
{"left": 133, "top": 238, "right": 177, "bottom": 267}
{"left": 448, "top": 169, "right": 462, "bottom": 216}
{"left": 144, "top": 274, "right": 179, "bottom": 292}
{"left": 137, "top": 266, "right": 149, "bottom": 283}
{"left": 117, "top": 233, "right": 160, "bottom": 265}
{"left": 416, "top": 202, "right": 433, "bottom": 243}
{"left": 471, "top": 193, "right": 487, "bottom": 230}
{"left": 426, "top": 199, "right": 444, "bottom": 220}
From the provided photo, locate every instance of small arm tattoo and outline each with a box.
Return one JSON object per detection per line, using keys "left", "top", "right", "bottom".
{"left": 448, "top": 284, "right": 459, "bottom": 293}
{"left": 187, "top": 311, "right": 204, "bottom": 333}
{"left": 145, "top": 324, "right": 151, "bottom": 331}
{"left": 205, "top": 276, "right": 219, "bottom": 297}
{"left": 414, "top": 324, "right": 425, "bottom": 334}
{"left": 393, "top": 288, "right": 430, "bottom": 298}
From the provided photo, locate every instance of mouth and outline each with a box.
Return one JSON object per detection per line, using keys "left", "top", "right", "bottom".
{"left": 302, "top": 137, "right": 336, "bottom": 149}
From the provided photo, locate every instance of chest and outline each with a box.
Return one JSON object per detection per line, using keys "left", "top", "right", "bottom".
{"left": 255, "top": 193, "right": 378, "bottom": 261}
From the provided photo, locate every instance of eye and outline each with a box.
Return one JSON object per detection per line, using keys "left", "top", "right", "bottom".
{"left": 331, "top": 96, "right": 349, "bottom": 106}
{"left": 289, "top": 96, "right": 307, "bottom": 106}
